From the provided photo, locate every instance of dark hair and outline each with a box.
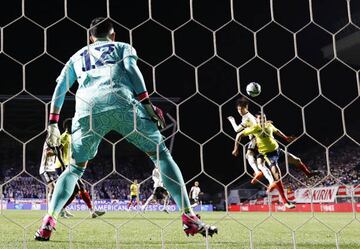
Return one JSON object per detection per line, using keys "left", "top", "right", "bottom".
{"left": 90, "top": 17, "right": 113, "bottom": 38}
{"left": 62, "top": 118, "right": 72, "bottom": 133}
{"left": 236, "top": 97, "right": 249, "bottom": 108}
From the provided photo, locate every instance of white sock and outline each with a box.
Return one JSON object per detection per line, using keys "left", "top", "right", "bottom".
{"left": 142, "top": 194, "right": 154, "bottom": 210}
{"left": 48, "top": 194, "right": 52, "bottom": 204}
{"left": 163, "top": 196, "right": 169, "bottom": 208}
{"left": 247, "top": 154, "right": 260, "bottom": 174}
{"left": 258, "top": 163, "right": 274, "bottom": 184}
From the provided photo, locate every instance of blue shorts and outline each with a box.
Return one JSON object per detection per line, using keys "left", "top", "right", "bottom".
{"left": 258, "top": 148, "right": 281, "bottom": 166}
{"left": 71, "top": 106, "right": 166, "bottom": 163}
{"left": 130, "top": 195, "right": 138, "bottom": 202}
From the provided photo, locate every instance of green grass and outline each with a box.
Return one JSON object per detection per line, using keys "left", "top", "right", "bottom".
{"left": 0, "top": 210, "right": 360, "bottom": 249}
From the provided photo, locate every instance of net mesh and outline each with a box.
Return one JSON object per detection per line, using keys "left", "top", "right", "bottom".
{"left": 0, "top": 0, "right": 359, "bottom": 248}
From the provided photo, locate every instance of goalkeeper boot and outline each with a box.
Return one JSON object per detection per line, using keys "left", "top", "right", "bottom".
{"left": 251, "top": 171, "right": 264, "bottom": 184}
{"left": 91, "top": 210, "right": 106, "bottom": 218}
{"left": 34, "top": 215, "right": 56, "bottom": 241}
{"left": 182, "top": 213, "right": 218, "bottom": 237}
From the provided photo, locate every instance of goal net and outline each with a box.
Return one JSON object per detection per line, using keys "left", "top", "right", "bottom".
{"left": 0, "top": 0, "right": 359, "bottom": 248}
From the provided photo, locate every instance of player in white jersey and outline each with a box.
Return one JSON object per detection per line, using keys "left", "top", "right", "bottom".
{"left": 189, "top": 181, "right": 201, "bottom": 208}
{"left": 141, "top": 167, "right": 170, "bottom": 213}
{"left": 227, "top": 97, "right": 274, "bottom": 185}
{"left": 39, "top": 142, "right": 58, "bottom": 203}
{"left": 35, "top": 17, "right": 216, "bottom": 240}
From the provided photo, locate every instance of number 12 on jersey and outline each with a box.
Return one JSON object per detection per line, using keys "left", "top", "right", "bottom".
{"left": 81, "top": 44, "right": 116, "bottom": 71}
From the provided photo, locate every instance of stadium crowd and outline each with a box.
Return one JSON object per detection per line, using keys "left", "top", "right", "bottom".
{"left": 284, "top": 141, "right": 360, "bottom": 190}
{"left": 1, "top": 157, "right": 155, "bottom": 202}
{"left": 1, "top": 140, "right": 359, "bottom": 201}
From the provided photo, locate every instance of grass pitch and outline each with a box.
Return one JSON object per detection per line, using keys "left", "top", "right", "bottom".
{"left": 0, "top": 210, "right": 359, "bottom": 249}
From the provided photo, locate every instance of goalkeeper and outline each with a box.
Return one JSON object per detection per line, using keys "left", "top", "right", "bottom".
{"left": 35, "top": 17, "right": 217, "bottom": 241}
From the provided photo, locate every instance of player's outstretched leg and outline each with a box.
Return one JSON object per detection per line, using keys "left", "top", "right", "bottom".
{"left": 34, "top": 214, "right": 57, "bottom": 241}
{"left": 246, "top": 151, "right": 263, "bottom": 184}
{"left": 276, "top": 180, "right": 296, "bottom": 209}
{"left": 287, "top": 153, "right": 315, "bottom": 177}
{"left": 162, "top": 195, "right": 170, "bottom": 214}
{"left": 150, "top": 150, "right": 218, "bottom": 237}
{"left": 60, "top": 184, "right": 80, "bottom": 218}
{"left": 267, "top": 164, "right": 295, "bottom": 209}
{"left": 76, "top": 180, "right": 106, "bottom": 218}
{"left": 35, "top": 164, "right": 85, "bottom": 241}
{"left": 257, "top": 162, "right": 274, "bottom": 185}
{"left": 141, "top": 194, "right": 155, "bottom": 212}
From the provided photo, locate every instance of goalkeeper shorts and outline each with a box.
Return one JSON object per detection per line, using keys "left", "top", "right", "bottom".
{"left": 71, "top": 107, "right": 166, "bottom": 163}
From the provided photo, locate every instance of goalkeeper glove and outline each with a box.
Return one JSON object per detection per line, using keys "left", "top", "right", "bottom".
{"left": 143, "top": 103, "right": 166, "bottom": 129}
{"left": 47, "top": 114, "right": 61, "bottom": 147}
{"left": 137, "top": 92, "right": 166, "bottom": 129}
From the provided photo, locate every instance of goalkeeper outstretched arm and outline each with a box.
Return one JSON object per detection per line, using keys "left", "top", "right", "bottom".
{"left": 123, "top": 52, "right": 166, "bottom": 129}
{"left": 48, "top": 61, "right": 77, "bottom": 147}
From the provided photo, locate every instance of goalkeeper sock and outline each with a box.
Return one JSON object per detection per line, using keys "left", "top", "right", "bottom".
{"left": 247, "top": 154, "right": 260, "bottom": 174}
{"left": 48, "top": 164, "right": 85, "bottom": 219}
{"left": 150, "top": 150, "right": 192, "bottom": 214}
{"left": 62, "top": 185, "right": 79, "bottom": 209}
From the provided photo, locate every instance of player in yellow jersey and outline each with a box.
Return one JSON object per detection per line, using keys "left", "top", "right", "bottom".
{"left": 232, "top": 113, "right": 296, "bottom": 209}
{"left": 228, "top": 98, "right": 275, "bottom": 185}
{"left": 56, "top": 118, "right": 105, "bottom": 218}
{"left": 127, "top": 179, "right": 139, "bottom": 210}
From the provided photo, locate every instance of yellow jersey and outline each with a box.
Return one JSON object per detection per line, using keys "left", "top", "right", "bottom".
{"left": 55, "top": 131, "right": 71, "bottom": 168}
{"left": 130, "top": 183, "right": 139, "bottom": 196}
{"left": 241, "top": 122, "right": 279, "bottom": 155}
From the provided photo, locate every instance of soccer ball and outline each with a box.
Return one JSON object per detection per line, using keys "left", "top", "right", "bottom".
{"left": 246, "top": 82, "right": 261, "bottom": 97}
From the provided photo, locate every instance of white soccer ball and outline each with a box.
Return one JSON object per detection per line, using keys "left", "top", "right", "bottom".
{"left": 246, "top": 82, "right": 261, "bottom": 97}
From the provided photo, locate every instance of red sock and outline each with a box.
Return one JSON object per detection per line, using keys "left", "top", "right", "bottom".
{"left": 276, "top": 181, "right": 289, "bottom": 204}
{"left": 80, "top": 190, "right": 93, "bottom": 210}
{"left": 127, "top": 201, "right": 132, "bottom": 208}
{"left": 296, "top": 162, "right": 311, "bottom": 176}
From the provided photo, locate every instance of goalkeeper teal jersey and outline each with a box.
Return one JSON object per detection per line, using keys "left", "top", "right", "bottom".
{"left": 52, "top": 41, "right": 146, "bottom": 118}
